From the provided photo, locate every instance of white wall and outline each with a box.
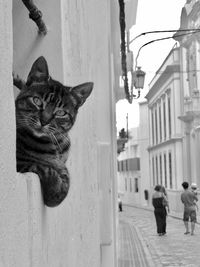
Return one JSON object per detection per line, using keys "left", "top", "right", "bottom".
{"left": 0, "top": 1, "right": 24, "bottom": 266}
{"left": 138, "top": 102, "right": 151, "bottom": 206}
{"left": 0, "top": 0, "right": 118, "bottom": 266}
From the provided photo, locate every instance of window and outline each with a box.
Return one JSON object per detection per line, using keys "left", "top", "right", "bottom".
{"left": 121, "top": 161, "right": 124, "bottom": 172}
{"left": 125, "top": 178, "right": 128, "bottom": 191}
{"left": 130, "top": 178, "right": 132, "bottom": 192}
{"left": 164, "top": 153, "right": 167, "bottom": 188}
{"left": 128, "top": 158, "right": 140, "bottom": 171}
{"left": 160, "top": 154, "right": 162, "bottom": 185}
{"left": 168, "top": 95, "right": 171, "bottom": 138}
{"left": 155, "top": 109, "right": 158, "bottom": 144}
{"left": 159, "top": 104, "right": 162, "bottom": 142}
{"left": 163, "top": 99, "right": 166, "bottom": 140}
{"left": 152, "top": 110, "right": 155, "bottom": 144}
{"left": 117, "top": 161, "right": 120, "bottom": 172}
{"left": 126, "top": 159, "right": 128, "bottom": 172}
{"left": 155, "top": 155, "right": 158, "bottom": 184}
{"left": 152, "top": 157, "right": 155, "bottom": 186}
{"left": 169, "top": 152, "right": 172, "bottom": 189}
{"left": 122, "top": 160, "right": 126, "bottom": 172}
{"left": 134, "top": 178, "right": 139, "bottom": 192}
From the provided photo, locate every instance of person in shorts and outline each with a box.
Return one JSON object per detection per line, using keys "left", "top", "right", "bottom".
{"left": 181, "top": 181, "right": 198, "bottom": 235}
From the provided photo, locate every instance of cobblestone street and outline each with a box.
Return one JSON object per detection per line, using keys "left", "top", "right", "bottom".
{"left": 118, "top": 205, "right": 200, "bottom": 267}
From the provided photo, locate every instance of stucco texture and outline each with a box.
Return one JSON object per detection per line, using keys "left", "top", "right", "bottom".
{"left": 10, "top": 0, "right": 117, "bottom": 267}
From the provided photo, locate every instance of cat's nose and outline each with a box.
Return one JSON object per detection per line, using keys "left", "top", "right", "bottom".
{"left": 40, "top": 110, "right": 53, "bottom": 126}
{"left": 40, "top": 118, "right": 48, "bottom": 126}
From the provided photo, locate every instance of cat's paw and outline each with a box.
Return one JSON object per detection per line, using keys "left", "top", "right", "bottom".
{"left": 13, "top": 72, "right": 26, "bottom": 90}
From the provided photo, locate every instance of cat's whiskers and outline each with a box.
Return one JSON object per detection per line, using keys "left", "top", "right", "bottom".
{"left": 50, "top": 128, "right": 70, "bottom": 147}
{"left": 50, "top": 127, "right": 67, "bottom": 138}
{"left": 16, "top": 118, "right": 32, "bottom": 128}
{"left": 47, "top": 126, "right": 57, "bottom": 132}
{"left": 44, "top": 129, "right": 62, "bottom": 152}
{"left": 17, "top": 115, "right": 44, "bottom": 133}
{"left": 47, "top": 131, "right": 62, "bottom": 153}
{"left": 17, "top": 114, "right": 38, "bottom": 125}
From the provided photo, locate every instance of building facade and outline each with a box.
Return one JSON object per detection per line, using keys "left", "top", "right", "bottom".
{"left": 117, "top": 102, "right": 150, "bottom": 207}
{"left": 117, "top": 0, "right": 200, "bottom": 213}
{"left": 138, "top": 101, "right": 151, "bottom": 206}
{"left": 146, "top": 47, "right": 184, "bottom": 212}
{"left": 174, "top": 0, "right": 200, "bottom": 189}
{"left": 117, "top": 128, "right": 141, "bottom": 205}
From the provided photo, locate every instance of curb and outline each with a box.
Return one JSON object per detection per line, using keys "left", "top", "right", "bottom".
{"left": 133, "top": 224, "right": 160, "bottom": 267}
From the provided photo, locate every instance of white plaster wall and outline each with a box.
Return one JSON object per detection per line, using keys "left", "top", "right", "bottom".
{"left": 10, "top": 0, "right": 117, "bottom": 267}
{"left": 0, "top": 1, "right": 27, "bottom": 266}
{"left": 138, "top": 102, "right": 151, "bottom": 206}
{"left": 61, "top": 1, "right": 117, "bottom": 266}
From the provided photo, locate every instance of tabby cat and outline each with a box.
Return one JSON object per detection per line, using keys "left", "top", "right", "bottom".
{"left": 16, "top": 56, "right": 93, "bottom": 207}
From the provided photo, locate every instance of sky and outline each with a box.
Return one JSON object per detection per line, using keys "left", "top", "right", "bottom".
{"left": 116, "top": 0, "right": 186, "bottom": 133}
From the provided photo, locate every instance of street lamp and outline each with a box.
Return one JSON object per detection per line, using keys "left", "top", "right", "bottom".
{"left": 118, "top": 0, "right": 146, "bottom": 103}
{"left": 131, "top": 66, "right": 146, "bottom": 99}
{"left": 133, "top": 67, "right": 145, "bottom": 89}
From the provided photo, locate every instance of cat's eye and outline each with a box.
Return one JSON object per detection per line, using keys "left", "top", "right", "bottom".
{"left": 33, "top": 96, "right": 43, "bottom": 107}
{"left": 55, "top": 110, "right": 66, "bottom": 117}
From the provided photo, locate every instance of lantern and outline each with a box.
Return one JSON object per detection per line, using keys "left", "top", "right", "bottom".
{"left": 133, "top": 67, "right": 146, "bottom": 89}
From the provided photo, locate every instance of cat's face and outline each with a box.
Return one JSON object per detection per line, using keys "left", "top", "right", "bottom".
{"left": 16, "top": 57, "right": 93, "bottom": 137}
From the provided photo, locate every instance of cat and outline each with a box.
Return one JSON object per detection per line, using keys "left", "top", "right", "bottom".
{"left": 15, "top": 56, "right": 93, "bottom": 207}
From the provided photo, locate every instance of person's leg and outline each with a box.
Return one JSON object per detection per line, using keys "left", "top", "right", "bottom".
{"left": 162, "top": 209, "right": 167, "bottom": 234}
{"left": 154, "top": 210, "right": 159, "bottom": 233}
{"left": 190, "top": 210, "right": 197, "bottom": 235}
{"left": 184, "top": 221, "right": 189, "bottom": 234}
{"left": 183, "top": 210, "right": 190, "bottom": 234}
{"left": 155, "top": 210, "right": 162, "bottom": 235}
{"left": 191, "top": 222, "right": 195, "bottom": 235}
{"left": 119, "top": 202, "right": 122, "bottom": 212}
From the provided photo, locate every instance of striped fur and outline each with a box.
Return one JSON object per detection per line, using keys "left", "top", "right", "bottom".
{"left": 16, "top": 57, "right": 93, "bottom": 207}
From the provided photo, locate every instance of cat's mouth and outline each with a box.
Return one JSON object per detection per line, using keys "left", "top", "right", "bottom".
{"left": 31, "top": 122, "right": 51, "bottom": 137}
{"left": 32, "top": 127, "right": 49, "bottom": 138}
{"left": 34, "top": 123, "right": 57, "bottom": 138}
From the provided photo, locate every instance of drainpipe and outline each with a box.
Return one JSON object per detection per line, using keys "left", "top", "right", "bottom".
{"left": 21, "top": 0, "right": 47, "bottom": 35}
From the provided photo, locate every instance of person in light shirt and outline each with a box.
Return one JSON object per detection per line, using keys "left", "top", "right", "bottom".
{"left": 181, "top": 182, "right": 198, "bottom": 235}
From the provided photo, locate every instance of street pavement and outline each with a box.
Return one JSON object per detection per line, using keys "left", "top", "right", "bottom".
{"left": 118, "top": 205, "right": 200, "bottom": 267}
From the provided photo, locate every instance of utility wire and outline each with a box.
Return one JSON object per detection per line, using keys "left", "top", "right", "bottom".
{"left": 129, "top": 28, "right": 200, "bottom": 44}
{"left": 135, "top": 30, "right": 200, "bottom": 70}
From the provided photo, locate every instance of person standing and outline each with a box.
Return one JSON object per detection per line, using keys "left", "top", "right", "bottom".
{"left": 181, "top": 181, "right": 198, "bottom": 235}
{"left": 118, "top": 194, "right": 123, "bottom": 212}
{"left": 152, "top": 185, "right": 168, "bottom": 236}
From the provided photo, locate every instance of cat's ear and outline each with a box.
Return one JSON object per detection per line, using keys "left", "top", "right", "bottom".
{"left": 70, "top": 82, "right": 93, "bottom": 107}
{"left": 26, "top": 56, "right": 50, "bottom": 86}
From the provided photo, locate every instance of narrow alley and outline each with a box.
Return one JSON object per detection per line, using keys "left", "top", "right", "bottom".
{"left": 118, "top": 206, "right": 200, "bottom": 267}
